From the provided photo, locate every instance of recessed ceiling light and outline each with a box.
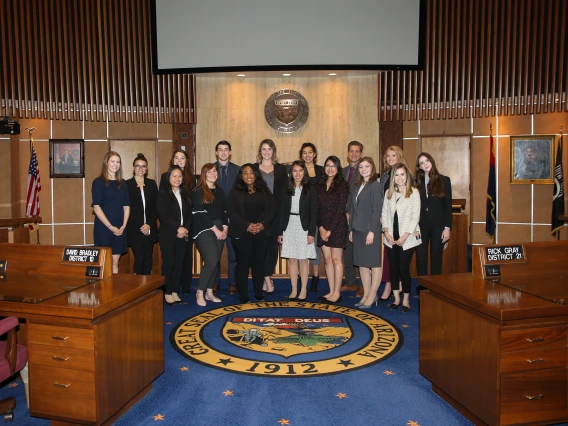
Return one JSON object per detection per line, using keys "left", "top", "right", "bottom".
{"left": 282, "top": 73, "right": 291, "bottom": 76}
{"left": 328, "top": 73, "right": 337, "bottom": 76}
{"left": 237, "top": 73, "right": 246, "bottom": 77}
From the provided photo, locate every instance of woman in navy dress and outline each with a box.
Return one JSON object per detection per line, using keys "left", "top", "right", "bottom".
{"left": 92, "top": 151, "right": 131, "bottom": 274}
{"left": 317, "top": 155, "right": 349, "bottom": 304}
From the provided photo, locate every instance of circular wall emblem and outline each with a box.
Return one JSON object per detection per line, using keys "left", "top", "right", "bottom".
{"left": 264, "top": 89, "right": 309, "bottom": 133}
{"left": 170, "top": 301, "right": 402, "bottom": 377}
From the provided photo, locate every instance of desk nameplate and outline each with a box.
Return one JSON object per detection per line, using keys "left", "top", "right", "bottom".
{"left": 484, "top": 245, "right": 527, "bottom": 264}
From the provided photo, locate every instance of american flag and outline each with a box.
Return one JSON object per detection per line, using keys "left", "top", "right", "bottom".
{"left": 25, "top": 139, "right": 41, "bottom": 233}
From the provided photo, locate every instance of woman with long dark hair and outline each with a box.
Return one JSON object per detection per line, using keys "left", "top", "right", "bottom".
{"left": 317, "top": 156, "right": 349, "bottom": 304}
{"left": 382, "top": 163, "right": 421, "bottom": 313}
{"left": 348, "top": 157, "right": 383, "bottom": 308}
{"left": 278, "top": 160, "right": 317, "bottom": 301}
{"left": 92, "top": 151, "right": 131, "bottom": 274}
{"left": 227, "top": 164, "right": 275, "bottom": 304}
{"left": 254, "top": 139, "right": 287, "bottom": 295}
{"left": 157, "top": 165, "right": 191, "bottom": 305}
{"left": 191, "top": 163, "right": 228, "bottom": 307}
{"left": 415, "top": 152, "right": 452, "bottom": 276}
{"left": 126, "top": 153, "right": 158, "bottom": 275}
{"left": 300, "top": 142, "right": 324, "bottom": 292}
{"left": 159, "top": 149, "right": 194, "bottom": 295}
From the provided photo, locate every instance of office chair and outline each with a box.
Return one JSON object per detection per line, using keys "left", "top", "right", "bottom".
{"left": 0, "top": 317, "right": 27, "bottom": 422}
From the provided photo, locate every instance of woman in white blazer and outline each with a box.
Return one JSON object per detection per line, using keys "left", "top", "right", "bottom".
{"left": 381, "top": 163, "right": 421, "bottom": 313}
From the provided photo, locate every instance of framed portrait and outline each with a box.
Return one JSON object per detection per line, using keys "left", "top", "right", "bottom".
{"left": 510, "top": 135, "right": 554, "bottom": 184}
{"left": 49, "top": 139, "right": 85, "bottom": 178}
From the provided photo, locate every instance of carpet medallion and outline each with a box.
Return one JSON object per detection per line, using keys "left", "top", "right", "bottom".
{"left": 171, "top": 301, "right": 402, "bottom": 377}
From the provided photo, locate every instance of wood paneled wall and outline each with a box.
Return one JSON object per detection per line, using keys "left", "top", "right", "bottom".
{"left": 0, "top": 0, "right": 195, "bottom": 124}
{"left": 379, "top": 0, "right": 568, "bottom": 121}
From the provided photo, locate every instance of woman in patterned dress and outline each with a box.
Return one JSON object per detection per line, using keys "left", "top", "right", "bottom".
{"left": 317, "top": 156, "right": 349, "bottom": 304}
{"left": 278, "top": 161, "right": 317, "bottom": 301}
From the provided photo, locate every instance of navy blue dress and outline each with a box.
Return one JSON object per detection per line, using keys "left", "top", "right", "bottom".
{"left": 92, "top": 178, "right": 131, "bottom": 255}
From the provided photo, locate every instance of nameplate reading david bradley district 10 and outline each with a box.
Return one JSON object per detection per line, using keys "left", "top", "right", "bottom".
{"left": 62, "top": 247, "right": 100, "bottom": 263}
{"left": 484, "top": 245, "right": 526, "bottom": 263}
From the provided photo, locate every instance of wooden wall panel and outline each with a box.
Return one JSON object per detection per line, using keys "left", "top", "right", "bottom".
{"left": 378, "top": 0, "right": 568, "bottom": 121}
{"left": 0, "top": 0, "right": 195, "bottom": 124}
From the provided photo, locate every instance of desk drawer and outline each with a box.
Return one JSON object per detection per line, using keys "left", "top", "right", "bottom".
{"left": 30, "top": 365, "right": 96, "bottom": 422}
{"left": 29, "top": 344, "right": 95, "bottom": 371}
{"left": 500, "top": 368, "right": 568, "bottom": 425}
{"left": 29, "top": 324, "right": 94, "bottom": 350}
{"left": 501, "top": 326, "right": 567, "bottom": 352}
{"left": 501, "top": 346, "right": 568, "bottom": 373}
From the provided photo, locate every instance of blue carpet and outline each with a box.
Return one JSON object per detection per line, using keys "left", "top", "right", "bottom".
{"left": 1, "top": 279, "right": 475, "bottom": 426}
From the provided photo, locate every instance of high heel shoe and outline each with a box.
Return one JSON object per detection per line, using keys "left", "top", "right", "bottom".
{"left": 309, "top": 276, "right": 319, "bottom": 293}
{"left": 196, "top": 289, "right": 206, "bottom": 307}
{"left": 286, "top": 295, "right": 298, "bottom": 301}
{"left": 205, "top": 289, "right": 222, "bottom": 303}
{"left": 264, "top": 279, "right": 275, "bottom": 295}
{"left": 389, "top": 303, "right": 400, "bottom": 310}
{"left": 401, "top": 305, "right": 411, "bottom": 313}
{"left": 326, "top": 296, "right": 342, "bottom": 304}
{"left": 377, "top": 293, "right": 392, "bottom": 303}
{"left": 354, "top": 299, "right": 365, "bottom": 307}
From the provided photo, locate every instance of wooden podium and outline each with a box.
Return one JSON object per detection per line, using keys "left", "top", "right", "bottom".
{"left": 0, "top": 243, "right": 164, "bottom": 425}
{"left": 0, "top": 216, "right": 42, "bottom": 244}
{"left": 419, "top": 241, "right": 568, "bottom": 425}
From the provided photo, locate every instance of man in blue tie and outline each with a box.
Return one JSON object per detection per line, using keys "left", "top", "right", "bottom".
{"left": 214, "top": 140, "right": 240, "bottom": 294}
{"left": 342, "top": 141, "right": 364, "bottom": 296}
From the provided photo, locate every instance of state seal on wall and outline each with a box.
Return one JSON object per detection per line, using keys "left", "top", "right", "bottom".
{"left": 265, "top": 89, "right": 309, "bottom": 133}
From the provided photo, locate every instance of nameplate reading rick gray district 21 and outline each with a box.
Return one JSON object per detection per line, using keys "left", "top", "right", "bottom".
{"left": 62, "top": 247, "right": 100, "bottom": 263}
{"left": 485, "top": 245, "right": 525, "bottom": 263}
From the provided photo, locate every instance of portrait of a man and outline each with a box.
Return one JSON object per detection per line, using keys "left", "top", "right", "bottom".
{"left": 511, "top": 136, "right": 554, "bottom": 184}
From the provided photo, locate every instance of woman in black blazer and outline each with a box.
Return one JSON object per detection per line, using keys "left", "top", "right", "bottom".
{"left": 278, "top": 161, "right": 317, "bottom": 301}
{"left": 227, "top": 164, "right": 275, "bottom": 304}
{"left": 126, "top": 153, "right": 159, "bottom": 275}
{"left": 157, "top": 166, "right": 192, "bottom": 305}
{"left": 254, "top": 139, "right": 288, "bottom": 295}
{"left": 300, "top": 142, "right": 324, "bottom": 291}
{"left": 415, "top": 152, "right": 452, "bottom": 276}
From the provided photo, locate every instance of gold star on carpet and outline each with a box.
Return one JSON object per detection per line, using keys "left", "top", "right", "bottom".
{"left": 7, "top": 382, "right": 18, "bottom": 388}
{"left": 383, "top": 370, "right": 394, "bottom": 375}
{"left": 407, "top": 421, "right": 420, "bottom": 426}
{"left": 401, "top": 324, "right": 409, "bottom": 328}
{"left": 278, "top": 419, "right": 290, "bottom": 425}
{"left": 223, "top": 390, "right": 234, "bottom": 396}
{"left": 179, "top": 366, "right": 189, "bottom": 371}
{"left": 165, "top": 321, "right": 172, "bottom": 325}
{"left": 336, "top": 393, "right": 348, "bottom": 399}
{"left": 153, "top": 414, "right": 165, "bottom": 421}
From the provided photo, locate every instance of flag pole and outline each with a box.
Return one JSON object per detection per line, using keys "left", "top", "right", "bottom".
{"left": 25, "top": 127, "right": 40, "bottom": 244}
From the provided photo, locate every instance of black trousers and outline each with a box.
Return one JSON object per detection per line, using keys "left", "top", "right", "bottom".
{"left": 264, "top": 233, "right": 279, "bottom": 277}
{"left": 131, "top": 243, "right": 155, "bottom": 275}
{"left": 159, "top": 236, "right": 189, "bottom": 295}
{"left": 416, "top": 223, "right": 445, "bottom": 276}
{"left": 343, "top": 231, "right": 358, "bottom": 285}
{"left": 233, "top": 232, "right": 269, "bottom": 303}
{"left": 180, "top": 239, "right": 194, "bottom": 293}
{"left": 386, "top": 245, "right": 416, "bottom": 294}
{"left": 196, "top": 230, "right": 224, "bottom": 291}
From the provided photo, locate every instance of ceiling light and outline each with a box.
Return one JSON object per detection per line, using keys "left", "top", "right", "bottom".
{"left": 282, "top": 73, "right": 291, "bottom": 76}
{"left": 328, "top": 73, "right": 337, "bottom": 76}
{"left": 237, "top": 74, "right": 246, "bottom": 77}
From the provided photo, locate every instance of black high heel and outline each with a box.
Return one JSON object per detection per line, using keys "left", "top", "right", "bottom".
{"left": 309, "top": 276, "right": 319, "bottom": 293}
{"left": 389, "top": 303, "right": 400, "bottom": 310}
{"left": 377, "top": 294, "right": 392, "bottom": 303}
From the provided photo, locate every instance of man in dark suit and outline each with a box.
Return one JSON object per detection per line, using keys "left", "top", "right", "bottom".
{"left": 214, "top": 140, "right": 240, "bottom": 294}
{"left": 341, "top": 141, "right": 364, "bottom": 296}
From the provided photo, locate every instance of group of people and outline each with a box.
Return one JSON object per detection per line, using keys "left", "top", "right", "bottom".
{"left": 91, "top": 139, "right": 452, "bottom": 312}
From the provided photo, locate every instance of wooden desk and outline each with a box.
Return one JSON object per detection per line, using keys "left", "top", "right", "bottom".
{"left": 0, "top": 244, "right": 165, "bottom": 426}
{"left": 419, "top": 241, "right": 568, "bottom": 426}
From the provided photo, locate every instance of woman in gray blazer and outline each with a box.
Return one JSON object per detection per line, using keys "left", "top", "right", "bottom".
{"left": 348, "top": 157, "right": 384, "bottom": 309}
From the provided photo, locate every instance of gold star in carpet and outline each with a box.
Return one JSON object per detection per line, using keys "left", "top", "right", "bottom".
{"left": 153, "top": 414, "right": 165, "bottom": 421}
{"left": 336, "top": 393, "right": 348, "bottom": 399}
{"left": 383, "top": 370, "right": 394, "bottom": 375}
{"left": 278, "top": 419, "right": 290, "bottom": 425}
{"left": 7, "top": 382, "right": 18, "bottom": 388}
{"left": 223, "top": 390, "right": 234, "bottom": 396}
{"left": 165, "top": 321, "right": 172, "bottom": 325}
{"left": 179, "top": 366, "right": 189, "bottom": 371}
{"left": 401, "top": 324, "right": 409, "bottom": 328}
{"left": 407, "top": 421, "right": 420, "bottom": 426}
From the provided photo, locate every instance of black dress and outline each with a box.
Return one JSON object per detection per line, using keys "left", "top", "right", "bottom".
{"left": 317, "top": 179, "right": 349, "bottom": 249}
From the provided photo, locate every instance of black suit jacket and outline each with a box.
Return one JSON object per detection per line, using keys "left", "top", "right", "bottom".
{"left": 418, "top": 175, "right": 453, "bottom": 229}
{"left": 125, "top": 177, "right": 159, "bottom": 246}
{"left": 253, "top": 163, "right": 288, "bottom": 231}
{"left": 278, "top": 185, "right": 317, "bottom": 237}
{"left": 215, "top": 161, "right": 240, "bottom": 195}
{"left": 156, "top": 189, "right": 192, "bottom": 243}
